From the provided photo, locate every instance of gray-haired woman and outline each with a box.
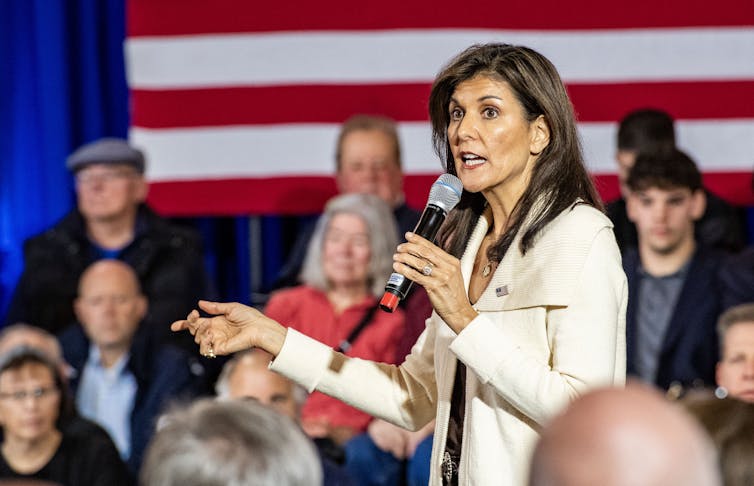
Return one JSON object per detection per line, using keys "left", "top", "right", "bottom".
{"left": 264, "top": 193, "right": 405, "bottom": 446}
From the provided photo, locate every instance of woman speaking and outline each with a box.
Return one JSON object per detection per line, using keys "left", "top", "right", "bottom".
{"left": 173, "top": 43, "right": 627, "bottom": 485}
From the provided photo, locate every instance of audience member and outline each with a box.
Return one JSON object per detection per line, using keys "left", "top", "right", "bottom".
{"left": 0, "top": 324, "right": 118, "bottom": 443}
{"left": 273, "top": 115, "right": 432, "bottom": 361}
{"left": 4, "top": 138, "right": 209, "bottom": 350}
{"left": 623, "top": 148, "right": 723, "bottom": 389}
{"left": 58, "top": 259, "right": 198, "bottom": 474}
{"left": 265, "top": 194, "right": 404, "bottom": 448}
{"left": 607, "top": 108, "right": 744, "bottom": 253}
{"left": 215, "top": 349, "right": 354, "bottom": 485}
{"left": 683, "top": 394, "right": 754, "bottom": 486}
{"left": 715, "top": 303, "right": 754, "bottom": 403}
{"left": 275, "top": 115, "right": 421, "bottom": 289}
{"left": 0, "top": 347, "right": 131, "bottom": 485}
{"left": 140, "top": 398, "right": 322, "bottom": 486}
{"left": 529, "top": 383, "right": 721, "bottom": 486}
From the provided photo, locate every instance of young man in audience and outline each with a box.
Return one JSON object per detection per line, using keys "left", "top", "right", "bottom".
{"left": 58, "top": 259, "right": 199, "bottom": 474}
{"left": 607, "top": 108, "right": 744, "bottom": 253}
{"left": 623, "top": 148, "right": 724, "bottom": 391}
{"left": 4, "top": 138, "right": 209, "bottom": 350}
{"left": 141, "top": 399, "right": 322, "bottom": 486}
{"left": 215, "top": 349, "right": 354, "bottom": 485}
{"left": 716, "top": 303, "right": 754, "bottom": 403}
{"left": 529, "top": 383, "right": 721, "bottom": 486}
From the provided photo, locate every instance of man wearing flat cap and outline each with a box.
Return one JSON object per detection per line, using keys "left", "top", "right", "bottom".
{"left": 4, "top": 138, "right": 209, "bottom": 355}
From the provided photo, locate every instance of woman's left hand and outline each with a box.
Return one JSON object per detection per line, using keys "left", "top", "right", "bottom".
{"left": 393, "top": 232, "right": 478, "bottom": 333}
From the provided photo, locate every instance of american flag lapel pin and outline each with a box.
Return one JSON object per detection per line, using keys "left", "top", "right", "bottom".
{"left": 495, "top": 285, "right": 509, "bottom": 297}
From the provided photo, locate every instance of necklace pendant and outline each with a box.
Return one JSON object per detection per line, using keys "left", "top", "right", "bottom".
{"left": 482, "top": 261, "right": 492, "bottom": 278}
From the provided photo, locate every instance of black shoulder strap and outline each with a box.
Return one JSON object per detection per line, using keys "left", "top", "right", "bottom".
{"left": 335, "top": 302, "right": 380, "bottom": 354}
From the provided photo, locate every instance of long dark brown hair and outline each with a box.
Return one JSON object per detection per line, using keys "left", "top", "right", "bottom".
{"left": 429, "top": 43, "right": 602, "bottom": 261}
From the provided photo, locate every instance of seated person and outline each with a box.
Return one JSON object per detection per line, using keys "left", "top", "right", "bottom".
{"left": 215, "top": 349, "right": 354, "bottom": 485}
{"left": 715, "top": 303, "right": 754, "bottom": 403}
{"left": 264, "top": 193, "right": 405, "bottom": 446}
{"left": 141, "top": 398, "right": 321, "bottom": 486}
{"left": 607, "top": 108, "right": 745, "bottom": 253}
{"left": 275, "top": 115, "right": 421, "bottom": 289}
{"left": 275, "top": 115, "right": 432, "bottom": 361}
{"left": 0, "top": 347, "right": 131, "bottom": 485}
{"left": 0, "top": 323, "right": 117, "bottom": 443}
{"left": 59, "top": 259, "right": 199, "bottom": 474}
{"left": 4, "top": 137, "right": 209, "bottom": 353}
{"left": 623, "top": 148, "right": 724, "bottom": 390}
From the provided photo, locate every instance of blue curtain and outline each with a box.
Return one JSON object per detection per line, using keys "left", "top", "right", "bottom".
{"left": 0, "top": 0, "right": 129, "bottom": 316}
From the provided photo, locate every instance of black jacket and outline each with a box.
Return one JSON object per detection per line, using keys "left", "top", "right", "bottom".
{"left": 624, "top": 247, "right": 723, "bottom": 389}
{"left": 4, "top": 204, "right": 208, "bottom": 347}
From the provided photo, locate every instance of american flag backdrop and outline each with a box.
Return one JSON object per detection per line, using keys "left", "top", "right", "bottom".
{"left": 125, "top": 0, "right": 754, "bottom": 216}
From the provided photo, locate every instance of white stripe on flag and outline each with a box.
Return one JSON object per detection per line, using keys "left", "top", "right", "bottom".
{"left": 125, "top": 28, "right": 754, "bottom": 88}
{"left": 131, "top": 120, "right": 754, "bottom": 181}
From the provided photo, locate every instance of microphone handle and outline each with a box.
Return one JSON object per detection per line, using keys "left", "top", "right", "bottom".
{"left": 380, "top": 204, "right": 446, "bottom": 311}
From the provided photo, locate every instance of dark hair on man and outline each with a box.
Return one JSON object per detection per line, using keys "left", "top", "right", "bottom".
{"left": 335, "top": 114, "right": 402, "bottom": 169}
{"left": 626, "top": 148, "right": 703, "bottom": 193}
{"left": 0, "top": 346, "right": 73, "bottom": 428}
{"left": 617, "top": 108, "right": 676, "bottom": 152}
{"left": 717, "top": 303, "right": 754, "bottom": 357}
{"left": 428, "top": 43, "right": 602, "bottom": 261}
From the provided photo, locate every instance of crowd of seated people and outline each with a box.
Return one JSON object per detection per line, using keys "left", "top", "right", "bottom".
{"left": 2, "top": 104, "right": 754, "bottom": 485}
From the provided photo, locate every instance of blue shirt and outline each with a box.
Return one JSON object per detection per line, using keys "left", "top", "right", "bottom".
{"left": 76, "top": 345, "right": 137, "bottom": 460}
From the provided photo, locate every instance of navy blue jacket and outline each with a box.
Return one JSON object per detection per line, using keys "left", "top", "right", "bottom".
{"left": 719, "top": 246, "right": 754, "bottom": 309}
{"left": 59, "top": 325, "right": 200, "bottom": 474}
{"left": 624, "top": 247, "right": 723, "bottom": 389}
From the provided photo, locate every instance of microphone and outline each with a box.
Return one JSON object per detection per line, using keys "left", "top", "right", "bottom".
{"left": 380, "top": 173, "right": 463, "bottom": 312}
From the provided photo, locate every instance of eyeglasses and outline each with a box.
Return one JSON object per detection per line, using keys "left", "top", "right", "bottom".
{"left": 0, "top": 386, "right": 59, "bottom": 403}
{"left": 75, "top": 168, "right": 138, "bottom": 185}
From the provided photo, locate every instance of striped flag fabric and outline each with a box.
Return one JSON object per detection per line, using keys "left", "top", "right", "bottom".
{"left": 126, "top": 0, "right": 754, "bottom": 216}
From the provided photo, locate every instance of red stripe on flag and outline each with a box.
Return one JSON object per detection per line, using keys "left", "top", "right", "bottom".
{"left": 131, "top": 81, "right": 754, "bottom": 129}
{"left": 567, "top": 81, "right": 754, "bottom": 122}
{"left": 130, "top": 84, "right": 432, "bottom": 128}
{"left": 127, "top": 0, "right": 754, "bottom": 37}
{"left": 146, "top": 172, "right": 753, "bottom": 216}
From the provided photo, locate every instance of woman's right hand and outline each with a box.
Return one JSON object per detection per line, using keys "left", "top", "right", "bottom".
{"left": 171, "top": 300, "right": 288, "bottom": 357}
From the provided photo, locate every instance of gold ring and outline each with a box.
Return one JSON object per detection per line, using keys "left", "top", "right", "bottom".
{"left": 206, "top": 345, "right": 216, "bottom": 359}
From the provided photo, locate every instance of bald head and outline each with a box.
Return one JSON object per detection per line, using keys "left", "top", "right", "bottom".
{"left": 530, "top": 384, "right": 720, "bottom": 486}
{"left": 77, "top": 259, "right": 141, "bottom": 296}
{"left": 74, "top": 260, "right": 147, "bottom": 355}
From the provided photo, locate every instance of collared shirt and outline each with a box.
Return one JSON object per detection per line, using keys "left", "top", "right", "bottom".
{"left": 635, "top": 260, "right": 691, "bottom": 383}
{"left": 76, "top": 345, "right": 137, "bottom": 460}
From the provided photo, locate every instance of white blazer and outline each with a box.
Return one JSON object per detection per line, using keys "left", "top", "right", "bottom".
{"left": 272, "top": 202, "right": 627, "bottom": 486}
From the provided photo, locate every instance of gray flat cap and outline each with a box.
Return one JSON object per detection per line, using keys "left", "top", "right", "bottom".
{"left": 66, "top": 138, "right": 145, "bottom": 173}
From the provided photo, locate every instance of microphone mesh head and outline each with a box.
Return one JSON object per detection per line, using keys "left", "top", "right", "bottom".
{"left": 428, "top": 174, "right": 463, "bottom": 213}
